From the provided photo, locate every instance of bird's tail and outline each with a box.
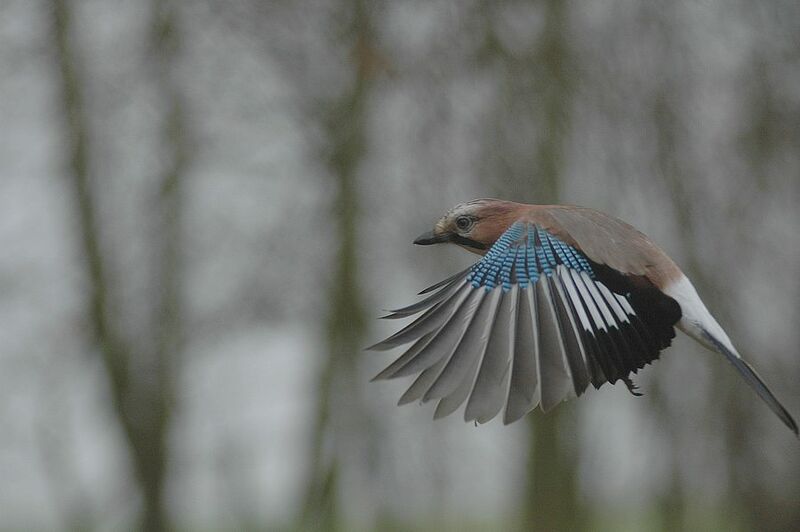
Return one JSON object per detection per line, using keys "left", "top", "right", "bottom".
{"left": 664, "top": 275, "right": 798, "bottom": 437}
{"left": 702, "top": 330, "right": 798, "bottom": 436}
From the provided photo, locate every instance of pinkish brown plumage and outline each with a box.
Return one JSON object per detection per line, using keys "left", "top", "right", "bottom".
{"left": 372, "top": 199, "right": 797, "bottom": 436}
{"left": 422, "top": 199, "right": 682, "bottom": 288}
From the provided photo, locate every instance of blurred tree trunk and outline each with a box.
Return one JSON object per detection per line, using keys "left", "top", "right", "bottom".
{"left": 650, "top": 88, "right": 693, "bottom": 532}
{"left": 144, "top": 0, "right": 188, "bottom": 528}
{"left": 522, "top": 4, "right": 581, "bottom": 524}
{"left": 646, "top": 4, "right": 788, "bottom": 530}
{"left": 477, "top": 1, "right": 583, "bottom": 530}
{"left": 726, "top": 49, "right": 799, "bottom": 532}
{"left": 50, "top": 0, "right": 187, "bottom": 529}
{"left": 642, "top": 4, "right": 706, "bottom": 529}
{"left": 653, "top": 89, "right": 749, "bottom": 530}
{"left": 649, "top": 9, "right": 779, "bottom": 527}
{"left": 299, "top": 1, "right": 376, "bottom": 529}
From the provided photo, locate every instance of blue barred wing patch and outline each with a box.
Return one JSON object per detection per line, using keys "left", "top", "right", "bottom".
{"left": 466, "top": 222, "right": 594, "bottom": 292}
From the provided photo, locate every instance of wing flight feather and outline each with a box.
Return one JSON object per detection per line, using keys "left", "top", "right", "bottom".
{"left": 371, "top": 222, "right": 679, "bottom": 424}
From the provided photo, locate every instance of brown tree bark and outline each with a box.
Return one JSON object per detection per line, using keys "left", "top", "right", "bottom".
{"left": 299, "top": 1, "right": 376, "bottom": 529}
{"left": 50, "top": 1, "right": 187, "bottom": 529}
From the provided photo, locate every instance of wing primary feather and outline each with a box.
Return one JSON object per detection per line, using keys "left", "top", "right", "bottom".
{"left": 558, "top": 268, "right": 606, "bottom": 386}
{"left": 579, "top": 272, "right": 617, "bottom": 328}
{"left": 434, "top": 344, "right": 483, "bottom": 419}
{"left": 577, "top": 272, "right": 630, "bottom": 378}
{"left": 432, "top": 282, "right": 503, "bottom": 420}
{"left": 535, "top": 278, "right": 575, "bottom": 412}
{"left": 597, "top": 283, "right": 629, "bottom": 323}
{"left": 551, "top": 269, "right": 591, "bottom": 394}
{"left": 388, "top": 288, "right": 484, "bottom": 379}
{"left": 574, "top": 271, "right": 630, "bottom": 381}
{"left": 619, "top": 294, "right": 660, "bottom": 357}
{"left": 598, "top": 284, "right": 642, "bottom": 356}
{"left": 611, "top": 292, "right": 657, "bottom": 358}
{"left": 381, "top": 277, "right": 464, "bottom": 319}
{"left": 630, "top": 314, "right": 659, "bottom": 355}
{"left": 560, "top": 268, "right": 594, "bottom": 333}
{"left": 582, "top": 275, "right": 637, "bottom": 371}
{"left": 464, "top": 286, "right": 518, "bottom": 423}
{"left": 479, "top": 360, "right": 512, "bottom": 424}
{"left": 612, "top": 292, "right": 660, "bottom": 355}
{"left": 397, "top": 355, "right": 450, "bottom": 405}
{"left": 612, "top": 292, "right": 652, "bottom": 359}
{"left": 614, "top": 292, "right": 636, "bottom": 316}
{"left": 366, "top": 283, "right": 471, "bottom": 351}
{"left": 594, "top": 282, "right": 644, "bottom": 371}
{"left": 418, "top": 265, "right": 473, "bottom": 295}
{"left": 371, "top": 331, "right": 436, "bottom": 381}
{"left": 504, "top": 284, "right": 541, "bottom": 424}
{"left": 569, "top": 270, "right": 607, "bottom": 333}
{"left": 568, "top": 269, "right": 620, "bottom": 383}
{"left": 423, "top": 289, "right": 495, "bottom": 401}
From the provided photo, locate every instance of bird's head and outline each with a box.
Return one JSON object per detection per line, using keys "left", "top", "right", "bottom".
{"left": 413, "top": 198, "right": 526, "bottom": 255}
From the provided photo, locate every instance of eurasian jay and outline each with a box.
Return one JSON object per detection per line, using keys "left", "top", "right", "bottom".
{"left": 369, "top": 199, "right": 798, "bottom": 435}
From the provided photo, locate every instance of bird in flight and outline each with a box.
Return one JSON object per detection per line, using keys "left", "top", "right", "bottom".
{"left": 369, "top": 199, "right": 798, "bottom": 435}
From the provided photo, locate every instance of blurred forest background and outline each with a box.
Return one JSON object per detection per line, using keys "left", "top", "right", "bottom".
{"left": 1, "top": 0, "right": 799, "bottom": 530}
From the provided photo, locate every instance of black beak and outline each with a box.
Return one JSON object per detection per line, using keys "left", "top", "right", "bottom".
{"left": 413, "top": 230, "right": 487, "bottom": 250}
{"left": 413, "top": 230, "right": 450, "bottom": 245}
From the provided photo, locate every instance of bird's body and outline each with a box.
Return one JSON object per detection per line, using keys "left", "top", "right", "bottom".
{"left": 369, "top": 199, "right": 798, "bottom": 435}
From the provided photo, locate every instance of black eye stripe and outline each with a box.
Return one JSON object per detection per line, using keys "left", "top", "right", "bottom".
{"left": 451, "top": 234, "right": 486, "bottom": 250}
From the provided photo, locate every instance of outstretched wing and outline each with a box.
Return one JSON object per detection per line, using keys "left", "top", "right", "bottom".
{"left": 369, "top": 221, "right": 681, "bottom": 424}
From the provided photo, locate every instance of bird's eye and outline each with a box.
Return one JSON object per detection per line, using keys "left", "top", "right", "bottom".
{"left": 455, "top": 216, "right": 473, "bottom": 231}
